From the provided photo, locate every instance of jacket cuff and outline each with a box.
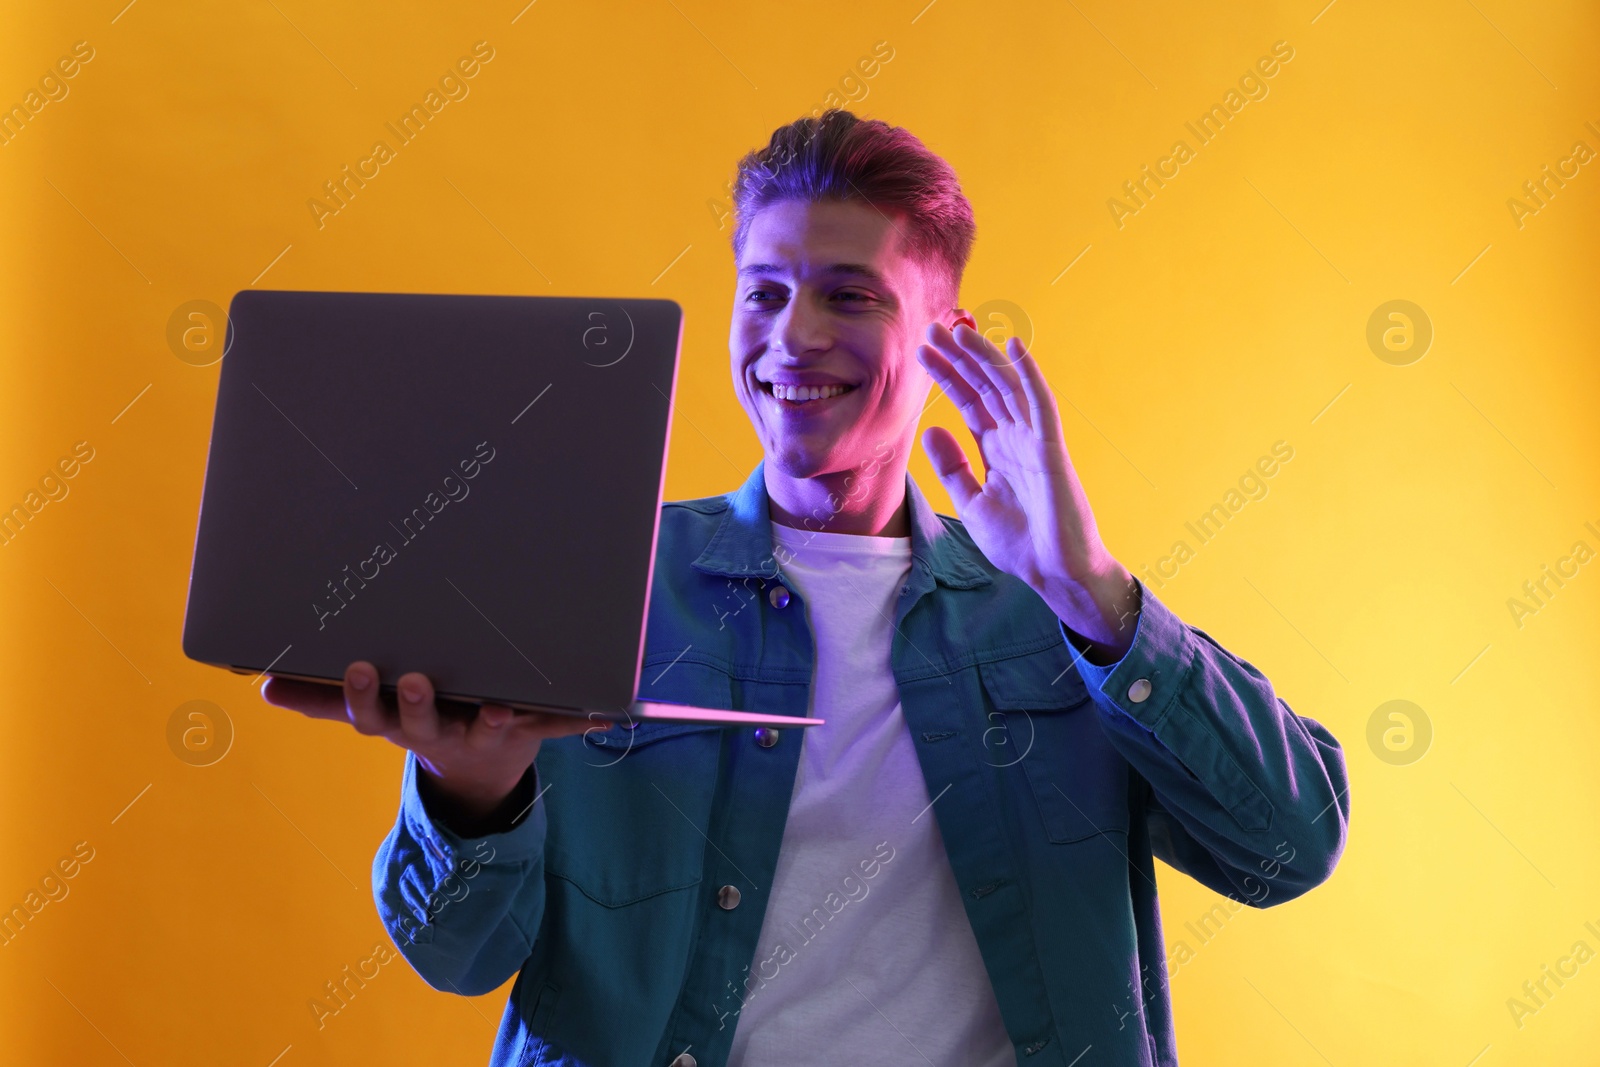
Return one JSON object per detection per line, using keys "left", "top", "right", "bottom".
{"left": 400, "top": 750, "right": 548, "bottom": 868}
{"left": 1060, "top": 575, "right": 1193, "bottom": 732}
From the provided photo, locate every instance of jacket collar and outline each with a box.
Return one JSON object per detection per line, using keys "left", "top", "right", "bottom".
{"left": 690, "top": 459, "right": 993, "bottom": 590}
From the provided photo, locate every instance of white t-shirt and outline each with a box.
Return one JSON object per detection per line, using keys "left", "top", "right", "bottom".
{"left": 724, "top": 521, "right": 1014, "bottom": 1067}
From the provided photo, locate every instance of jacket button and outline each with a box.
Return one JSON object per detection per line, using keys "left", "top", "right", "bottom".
{"left": 754, "top": 727, "right": 780, "bottom": 748}
{"left": 768, "top": 584, "right": 790, "bottom": 609}
{"left": 717, "top": 885, "right": 741, "bottom": 910}
{"left": 670, "top": 1056, "right": 697, "bottom": 1067}
{"left": 1127, "top": 678, "right": 1152, "bottom": 703}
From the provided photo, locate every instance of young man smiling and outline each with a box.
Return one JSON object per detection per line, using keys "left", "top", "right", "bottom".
{"left": 264, "top": 110, "right": 1350, "bottom": 1066}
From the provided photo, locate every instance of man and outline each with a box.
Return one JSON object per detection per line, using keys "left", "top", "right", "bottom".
{"left": 265, "top": 109, "right": 1349, "bottom": 1066}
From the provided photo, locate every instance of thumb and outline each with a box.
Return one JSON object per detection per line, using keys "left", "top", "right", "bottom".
{"left": 921, "top": 426, "right": 982, "bottom": 515}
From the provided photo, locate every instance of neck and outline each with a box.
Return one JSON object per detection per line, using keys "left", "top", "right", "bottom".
{"left": 765, "top": 452, "right": 911, "bottom": 537}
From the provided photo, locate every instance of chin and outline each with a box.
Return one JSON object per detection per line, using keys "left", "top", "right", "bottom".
{"left": 766, "top": 440, "right": 838, "bottom": 480}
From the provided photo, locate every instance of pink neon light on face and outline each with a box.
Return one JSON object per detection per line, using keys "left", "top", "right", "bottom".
{"left": 729, "top": 199, "right": 940, "bottom": 482}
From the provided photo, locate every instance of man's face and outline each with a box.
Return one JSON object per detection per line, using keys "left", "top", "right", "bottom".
{"left": 730, "top": 198, "right": 947, "bottom": 480}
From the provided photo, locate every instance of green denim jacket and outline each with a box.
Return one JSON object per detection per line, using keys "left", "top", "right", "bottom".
{"left": 374, "top": 460, "right": 1349, "bottom": 1067}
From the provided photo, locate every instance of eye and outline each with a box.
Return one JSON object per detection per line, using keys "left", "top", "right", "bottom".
{"left": 744, "top": 286, "right": 785, "bottom": 306}
{"left": 832, "top": 289, "right": 873, "bottom": 305}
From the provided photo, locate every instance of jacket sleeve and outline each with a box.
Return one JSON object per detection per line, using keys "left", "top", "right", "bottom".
{"left": 1063, "top": 577, "right": 1350, "bottom": 907}
{"left": 372, "top": 751, "right": 550, "bottom": 995}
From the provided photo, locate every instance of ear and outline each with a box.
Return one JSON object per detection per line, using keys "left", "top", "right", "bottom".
{"left": 949, "top": 308, "right": 976, "bottom": 331}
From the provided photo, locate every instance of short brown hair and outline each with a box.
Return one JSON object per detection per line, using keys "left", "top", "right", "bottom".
{"left": 730, "top": 109, "right": 976, "bottom": 312}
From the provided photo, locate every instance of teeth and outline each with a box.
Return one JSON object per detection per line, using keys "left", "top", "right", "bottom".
{"left": 770, "top": 382, "right": 851, "bottom": 402}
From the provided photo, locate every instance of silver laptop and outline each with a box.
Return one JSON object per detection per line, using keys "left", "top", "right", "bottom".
{"left": 181, "top": 289, "right": 821, "bottom": 728}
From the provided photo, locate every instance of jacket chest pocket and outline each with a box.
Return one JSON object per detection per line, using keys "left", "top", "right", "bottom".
{"left": 979, "top": 645, "right": 1131, "bottom": 844}
{"left": 540, "top": 659, "right": 732, "bottom": 906}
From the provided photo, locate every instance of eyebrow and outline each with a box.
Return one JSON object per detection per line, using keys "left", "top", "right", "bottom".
{"left": 737, "top": 262, "right": 890, "bottom": 286}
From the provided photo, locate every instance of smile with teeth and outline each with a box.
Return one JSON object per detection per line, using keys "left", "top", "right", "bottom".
{"left": 767, "top": 382, "right": 854, "bottom": 403}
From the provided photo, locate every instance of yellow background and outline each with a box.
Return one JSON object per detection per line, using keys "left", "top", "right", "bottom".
{"left": 2, "top": 0, "right": 1597, "bottom": 1063}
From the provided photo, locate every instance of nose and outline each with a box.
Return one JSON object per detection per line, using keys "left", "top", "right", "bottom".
{"left": 772, "top": 291, "right": 830, "bottom": 358}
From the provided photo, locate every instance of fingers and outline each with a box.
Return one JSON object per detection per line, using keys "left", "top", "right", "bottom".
{"left": 569, "top": 711, "right": 617, "bottom": 742}
{"left": 266, "top": 663, "right": 598, "bottom": 758}
{"left": 342, "top": 661, "right": 398, "bottom": 737}
{"left": 1011, "top": 339, "right": 1064, "bottom": 442}
{"left": 469, "top": 707, "right": 596, "bottom": 750}
{"left": 917, "top": 338, "right": 997, "bottom": 439}
{"left": 966, "top": 326, "right": 1030, "bottom": 425}
{"left": 463, "top": 701, "right": 516, "bottom": 751}
{"left": 953, "top": 322, "right": 1030, "bottom": 426}
{"left": 921, "top": 425, "right": 982, "bottom": 513}
{"left": 395, "top": 671, "right": 441, "bottom": 745}
{"left": 260, "top": 676, "right": 349, "bottom": 721}
{"left": 921, "top": 322, "right": 1028, "bottom": 429}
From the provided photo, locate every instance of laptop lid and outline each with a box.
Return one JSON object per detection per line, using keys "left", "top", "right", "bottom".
{"left": 182, "top": 288, "right": 680, "bottom": 716}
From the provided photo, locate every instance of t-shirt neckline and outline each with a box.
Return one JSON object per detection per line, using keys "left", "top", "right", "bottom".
{"left": 769, "top": 519, "right": 912, "bottom": 557}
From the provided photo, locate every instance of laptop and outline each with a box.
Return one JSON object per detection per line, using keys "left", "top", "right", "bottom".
{"left": 182, "top": 289, "right": 822, "bottom": 729}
